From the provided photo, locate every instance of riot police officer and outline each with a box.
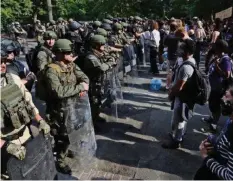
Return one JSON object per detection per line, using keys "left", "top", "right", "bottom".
{"left": 36, "top": 31, "right": 57, "bottom": 72}
{"left": 0, "top": 50, "right": 51, "bottom": 180}
{"left": 5, "top": 41, "right": 36, "bottom": 91}
{"left": 12, "top": 22, "right": 28, "bottom": 54}
{"left": 57, "top": 17, "right": 66, "bottom": 38}
{"left": 43, "top": 39, "right": 91, "bottom": 174}
{"left": 34, "top": 20, "right": 46, "bottom": 44}
{"left": 109, "top": 23, "right": 129, "bottom": 49}
{"left": 83, "top": 35, "right": 116, "bottom": 128}
{"left": 66, "top": 21, "right": 84, "bottom": 56}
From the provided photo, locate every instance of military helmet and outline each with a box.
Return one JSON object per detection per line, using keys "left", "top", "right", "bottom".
{"left": 57, "top": 17, "right": 64, "bottom": 23}
{"left": 121, "top": 22, "right": 128, "bottom": 28}
{"left": 113, "top": 23, "right": 123, "bottom": 31}
{"left": 129, "top": 16, "right": 134, "bottom": 21}
{"left": 53, "top": 39, "right": 73, "bottom": 52}
{"left": 68, "top": 18, "right": 74, "bottom": 23}
{"left": 93, "top": 21, "right": 102, "bottom": 27}
{"left": 1, "top": 50, "right": 7, "bottom": 59}
{"left": 43, "top": 31, "right": 57, "bottom": 40}
{"left": 36, "top": 20, "right": 41, "bottom": 24}
{"left": 90, "top": 35, "right": 106, "bottom": 47}
{"left": 69, "top": 21, "right": 82, "bottom": 31}
{"left": 14, "top": 22, "right": 20, "bottom": 26}
{"left": 134, "top": 16, "right": 141, "bottom": 21}
{"left": 101, "top": 23, "right": 112, "bottom": 31}
{"left": 106, "top": 14, "right": 113, "bottom": 20}
{"left": 96, "top": 28, "right": 107, "bottom": 37}
{"left": 6, "top": 45, "right": 15, "bottom": 52}
{"left": 103, "top": 19, "right": 113, "bottom": 24}
{"left": 50, "top": 20, "right": 56, "bottom": 25}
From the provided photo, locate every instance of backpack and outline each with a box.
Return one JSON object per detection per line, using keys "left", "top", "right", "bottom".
{"left": 26, "top": 45, "right": 53, "bottom": 75}
{"left": 177, "top": 61, "right": 211, "bottom": 105}
{"left": 35, "top": 63, "right": 62, "bottom": 101}
{"left": 222, "top": 55, "right": 233, "bottom": 91}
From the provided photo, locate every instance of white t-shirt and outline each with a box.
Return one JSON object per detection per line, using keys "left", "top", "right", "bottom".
{"left": 151, "top": 29, "right": 160, "bottom": 47}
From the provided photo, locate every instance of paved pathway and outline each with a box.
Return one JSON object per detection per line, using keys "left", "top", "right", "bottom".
{"left": 23, "top": 40, "right": 225, "bottom": 180}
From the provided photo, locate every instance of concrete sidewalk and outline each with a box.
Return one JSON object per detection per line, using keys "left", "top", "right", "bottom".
{"left": 70, "top": 66, "right": 218, "bottom": 180}
{"left": 23, "top": 40, "right": 222, "bottom": 180}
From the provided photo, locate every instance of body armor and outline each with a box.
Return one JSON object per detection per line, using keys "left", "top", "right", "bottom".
{"left": 1, "top": 74, "right": 33, "bottom": 137}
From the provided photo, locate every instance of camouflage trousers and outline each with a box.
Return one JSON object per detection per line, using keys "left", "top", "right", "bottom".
{"left": 46, "top": 113, "right": 70, "bottom": 169}
{"left": 89, "top": 94, "right": 102, "bottom": 123}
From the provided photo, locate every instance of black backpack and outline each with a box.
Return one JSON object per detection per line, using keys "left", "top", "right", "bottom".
{"left": 26, "top": 45, "right": 53, "bottom": 75}
{"left": 177, "top": 61, "right": 211, "bottom": 105}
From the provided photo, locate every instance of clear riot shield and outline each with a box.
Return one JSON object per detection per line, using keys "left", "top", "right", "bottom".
{"left": 7, "top": 133, "right": 57, "bottom": 180}
{"left": 123, "top": 43, "right": 143, "bottom": 94}
{"left": 101, "top": 60, "right": 124, "bottom": 122}
{"left": 63, "top": 94, "right": 97, "bottom": 169}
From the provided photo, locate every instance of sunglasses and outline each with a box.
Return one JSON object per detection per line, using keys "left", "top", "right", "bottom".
{"left": 64, "top": 51, "right": 73, "bottom": 55}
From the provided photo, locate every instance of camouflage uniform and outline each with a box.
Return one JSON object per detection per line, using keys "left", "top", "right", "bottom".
{"left": 109, "top": 23, "right": 129, "bottom": 48}
{"left": 12, "top": 22, "right": 28, "bottom": 54}
{"left": 36, "top": 31, "right": 57, "bottom": 72}
{"left": 83, "top": 35, "right": 115, "bottom": 123}
{"left": 0, "top": 51, "right": 50, "bottom": 178}
{"left": 56, "top": 18, "right": 66, "bottom": 38}
{"left": 47, "top": 20, "right": 57, "bottom": 32}
{"left": 44, "top": 39, "right": 89, "bottom": 174}
{"left": 34, "top": 20, "right": 46, "bottom": 43}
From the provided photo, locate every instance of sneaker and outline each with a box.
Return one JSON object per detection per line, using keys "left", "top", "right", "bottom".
{"left": 201, "top": 117, "right": 213, "bottom": 124}
{"left": 67, "top": 150, "right": 75, "bottom": 158}
{"left": 168, "top": 132, "right": 185, "bottom": 143}
{"left": 161, "top": 138, "right": 181, "bottom": 149}
{"left": 209, "top": 123, "right": 217, "bottom": 133}
{"left": 56, "top": 164, "right": 72, "bottom": 175}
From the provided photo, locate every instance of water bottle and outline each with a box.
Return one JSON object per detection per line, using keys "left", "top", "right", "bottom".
{"left": 162, "top": 52, "right": 168, "bottom": 62}
{"left": 150, "top": 78, "right": 162, "bottom": 91}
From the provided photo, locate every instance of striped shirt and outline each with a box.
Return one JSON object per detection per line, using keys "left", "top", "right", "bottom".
{"left": 205, "top": 119, "right": 233, "bottom": 180}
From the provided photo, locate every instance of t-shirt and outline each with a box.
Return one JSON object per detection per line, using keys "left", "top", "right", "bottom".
{"left": 163, "top": 32, "right": 179, "bottom": 61}
{"left": 173, "top": 57, "right": 196, "bottom": 85}
{"left": 209, "top": 54, "right": 232, "bottom": 91}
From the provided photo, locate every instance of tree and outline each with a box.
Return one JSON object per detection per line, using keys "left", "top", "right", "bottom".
{"left": 1, "top": 0, "right": 33, "bottom": 28}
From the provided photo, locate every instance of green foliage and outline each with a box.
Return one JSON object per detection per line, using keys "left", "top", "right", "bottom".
{"left": 1, "top": 0, "right": 232, "bottom": 31}
{"left": 1, "top": 0, "right": 32, "bottom": 28}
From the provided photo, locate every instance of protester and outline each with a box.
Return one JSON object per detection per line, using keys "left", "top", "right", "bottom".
{"left": 202, "top": 40, "right": 232, "bottom": 132}
{"left": 195, "top": 86, "right": 233, "bottom": 180}
{"left": 162, "top": 39, "right": 196, "bottom": 149}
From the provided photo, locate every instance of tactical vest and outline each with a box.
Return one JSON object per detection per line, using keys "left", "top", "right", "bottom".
{"left": 1, "top": 74, "right": 32, "bottom": 133}
{"left": 85, "top": 54, "right": 105, "bottom": 96}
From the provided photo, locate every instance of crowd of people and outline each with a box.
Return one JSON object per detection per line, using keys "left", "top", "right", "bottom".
{"left": 1, "top": 14, "right": 233, "bottom": 180}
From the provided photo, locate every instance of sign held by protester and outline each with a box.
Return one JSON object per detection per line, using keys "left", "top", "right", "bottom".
{"left": 215, "top": 7, "right": 233, "bottom": 20}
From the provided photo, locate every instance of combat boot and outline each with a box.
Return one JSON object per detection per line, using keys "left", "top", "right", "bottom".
{"left": 56, "top": 162, "right": 72, "bottom": 175}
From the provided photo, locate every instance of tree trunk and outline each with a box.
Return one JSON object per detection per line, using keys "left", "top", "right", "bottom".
{"left": 33, "top": 10, "right": 38, "bottom": 24}
{"left": 47, "top": 0, "right": 53, "bottom": 21}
